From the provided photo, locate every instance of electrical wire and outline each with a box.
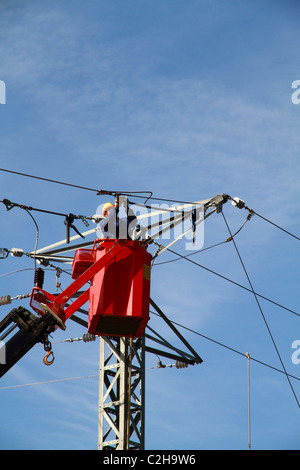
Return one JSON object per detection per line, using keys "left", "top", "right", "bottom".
{"left": 0, "top": 168, "right": 153, "bottom": 203}
{"left": 2, "top": 194, "right": 299, "bottom": 321}
{"left": 1, "top": 171, "right": 299, "bottom": 400}
{"left": 2, "top": 314, "right": 299, "bottom": 391}
{"left": 149, "top": 310, "right": 300, "bottom": 382}
{"left": 0, "top": 268, "right": 36, "bottom": 278}
{"left": 152, "top": 240, "right": 229, "bottom": 266}
{"left": 0, "top": 197, "right": 96, "bottom": 222}
{"left": 3, "top": 189, "right": 298, "bottom": 321}
{"left": 221, "top": 210, "right": 300, "bottom": 408}
{"left": 0, "top": 374, "right": 99, "bottom": 390}
{"left": 251, "top": 211, "right": 300, "bottom": 242}
{"left": 1, "top": 168, "right": 300, "bottom": 241}
{"left": 0, "top": 167, "right": 216, "bottom": 206}
{"left": 226, "top": 194, "right": 300, "bottom": 243}
{"left": 159, "top": 246, "right": 300, "bottom": 319}
{"left": 0, "top": 168, "right": 100, "bottom": 193}
{"left": 152, "top": 210, "right": 252, "bottom": 267}
{"left": 23, "top": 208, "right": 39, "bottom": 270}
{"left": 0, "top": 200, "right": 40, "bottom": 270}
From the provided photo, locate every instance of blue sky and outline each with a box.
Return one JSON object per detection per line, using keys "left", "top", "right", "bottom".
{"left": 0, "top": 0, "right": 299, "bottom": 450}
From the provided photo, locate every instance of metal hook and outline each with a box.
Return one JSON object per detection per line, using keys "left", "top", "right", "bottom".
{"left": 43, "top": 339, "right": 55, "bottom": 366}
{"left": 0, "top": 248, "right": 9, "bottom": 259}
{"left": 43, "top": 349, "right": 55, "bottom": 366}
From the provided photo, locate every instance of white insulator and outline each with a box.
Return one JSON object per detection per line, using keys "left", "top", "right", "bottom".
{"left": 231, "top": 197, "right": 245, "bottom": 209}
{"left": 0, "top": 295, "right": 12, "bottom": 306}
{"left": 82, "top": 333, "right": 97, "bottom": 342}
{"left": 175, "top": 361, "right": 188, "bottom": 369}
{"left": 10, "top": 248, "right": 24, "bottom": 257}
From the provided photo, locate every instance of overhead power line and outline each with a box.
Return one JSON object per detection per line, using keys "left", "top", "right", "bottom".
{"left": 0, "top": 168, "right": 153, "bottom": 202}
{"left": 0, "top": 167, "right": 205, "bottom": 205}
{"left": 1, "top": 168, "right": 300, "bottom": 242}
{"left": 253, "top": 211, "right": 300, "bottom": 242}
{"left": 150, "top": 311, "right": 300, "bottom": 382}
{"left": 221, "top": 211, "right": 299, "bottom": 408}
{"left": 0, "top": 168, "right": 100, "bottom": 193}
{"left": 160, "top": 247, "right": 300, "bottom": 319}
{"left": 2, "top": 318, "right": 299, "bottom": 391}
{"left": 228, "top": 195, "right": 300, "bottom": 242}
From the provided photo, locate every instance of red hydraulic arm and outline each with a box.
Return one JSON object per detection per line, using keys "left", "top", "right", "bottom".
{"left": 30, "top": 241, "right": 125, "bottom": 330}
{"left": 30, "top": 239, "right": 152, "bottom": 338}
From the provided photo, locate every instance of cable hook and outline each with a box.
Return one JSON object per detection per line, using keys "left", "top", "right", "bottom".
{"left": 43, "top": 339, "right": 55, "bottom": 366}
{"left": 43, "top": 349, "right": 55, "bottom": 366}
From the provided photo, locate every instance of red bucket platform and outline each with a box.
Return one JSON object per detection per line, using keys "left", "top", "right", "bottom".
{"left": 72, "top": 239, "right": 151, "bottom": 338}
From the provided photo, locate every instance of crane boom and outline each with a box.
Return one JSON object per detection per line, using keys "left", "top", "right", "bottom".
{"left": 0, "top": 306, "right": 59, "bottom": 378}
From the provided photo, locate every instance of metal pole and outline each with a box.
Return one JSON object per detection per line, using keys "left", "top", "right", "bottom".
{"left": 125, "top": 338, "right": 133, "bottom": 450}
{"left": 245, "top": 352, "right": 251, "bottom": 450}
{"left": 98, "top": 336, "right": 145, "bottom": 450}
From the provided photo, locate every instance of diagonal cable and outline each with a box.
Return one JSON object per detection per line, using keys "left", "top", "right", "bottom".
{"left": 221, "top": 210, "right": 300, "bottom": 409}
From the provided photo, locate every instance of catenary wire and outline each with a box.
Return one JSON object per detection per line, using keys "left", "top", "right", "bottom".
{"left": 221, "top": 210, "right": 300, "bottom": 408}
{"left": 2, "top": 167, "right": 300, "bottom": 240}
{"left": 152, "top": 240, "right": 229, "bottom": 266}
{"left": 2, "top": 202, "right": 300, "bottom": 320}
{"left": 0, "top": 167, "right": 217, "bottom": 205}
{"left": 250, "top": 211, "right": 300, "bottom": 242}
{"left": 0, "top": 197, "right": 96, "bottom": 221}
{"left": 1, "top": 319, "right": 299, "bottom": 390}
{"left": 149, "top": 310, "right": 300, "bottom": 382}
{"left": 1, "top": 193, "right": 298, "bottom": 321}
{"left": 2, "top": 233, "right": 300, "bottom": 321}
{"left": 0, "top": 168, "right": 100, "bottom": 193}
{"left": 1, "top": 202, "right": 40, "bottom": 270}
{"left": 152, "top": 211, "right": 252, "bottom": 266}
{"left": 0, "top": 268, "right": 37, "bottom": 278}
{"left": 0, "top": 374, "right": 100, "bottom": 390}
{"left": 156, "top": 245, "right": 300, "bottom": 319}
{"left": 23, "top": 208, "right": 39, "bottom": 270}
{"left": 0, "top": 168, "right": 153, "bottom": 202}
{"left": 1, "top": 171, "right": 299, "bottom": 386}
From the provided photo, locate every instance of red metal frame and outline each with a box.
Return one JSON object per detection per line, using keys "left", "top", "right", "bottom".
{"left": 30, "top": 241, "right": 125, "bottom": 327}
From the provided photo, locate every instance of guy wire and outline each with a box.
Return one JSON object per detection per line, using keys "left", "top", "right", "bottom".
{"left": 221, "top": 210, "right": 300, "bottom": 409}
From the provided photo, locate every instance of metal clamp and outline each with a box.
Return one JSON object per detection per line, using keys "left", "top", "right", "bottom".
{"left": 0, "top": 248, "right": 9, "bottom": 259}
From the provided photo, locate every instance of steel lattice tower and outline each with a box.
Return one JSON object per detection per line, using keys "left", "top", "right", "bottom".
{"left": 98, "top": 336, "right": 145, "bottom": 450}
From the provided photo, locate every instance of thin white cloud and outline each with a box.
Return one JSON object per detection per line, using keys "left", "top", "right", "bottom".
{"left": 0, "top": 2, "right": 299, "bottom": 450}
{"left": 0, "top": 4, "right": 298, "bottom": 229}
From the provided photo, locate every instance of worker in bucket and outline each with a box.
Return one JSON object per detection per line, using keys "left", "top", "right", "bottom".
{"left": 99, "top": 196, "right": 138, "bottom": 240}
